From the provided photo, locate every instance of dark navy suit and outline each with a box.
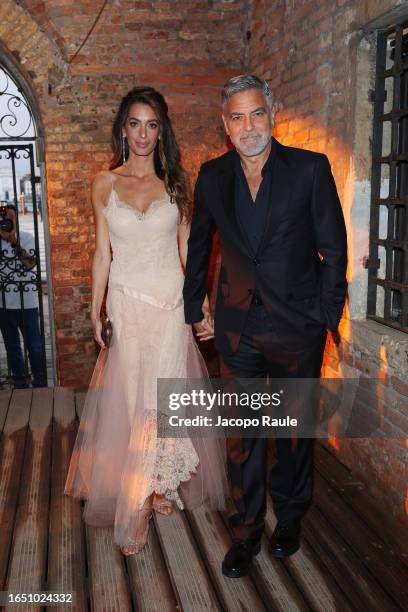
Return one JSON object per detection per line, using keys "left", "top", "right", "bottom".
{"left": 183, "top": 137, "right": 347, "bottom": 544}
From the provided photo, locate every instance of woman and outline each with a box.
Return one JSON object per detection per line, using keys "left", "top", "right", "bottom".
{"left": 64, "top": 86, "right": 228, "bottom": 555}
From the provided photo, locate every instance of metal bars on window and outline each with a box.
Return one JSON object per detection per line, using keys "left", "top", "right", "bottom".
{"left": 367, "top": 23, "right": 408, "bottom": 333}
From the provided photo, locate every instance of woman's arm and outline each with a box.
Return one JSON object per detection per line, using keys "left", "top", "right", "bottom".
{"left": 90, "top": 173, "right": 112, "bottom": 348}
{"left": 177, "top": 216, "right": 190, "bottom": 273}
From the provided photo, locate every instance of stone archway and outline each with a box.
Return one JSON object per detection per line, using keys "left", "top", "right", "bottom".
{"left": 0, "top": 0, "right": 72, "bottom": 386}
{"left": 0, "top": 43, "right": 55, "bottom": 387}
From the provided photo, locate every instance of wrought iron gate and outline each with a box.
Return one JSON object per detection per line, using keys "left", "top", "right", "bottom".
{"left": 0, "top": 143, "right": 47, "bottom": 387}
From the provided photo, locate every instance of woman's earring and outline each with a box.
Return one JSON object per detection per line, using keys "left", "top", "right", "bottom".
{"left": 122, "top": 135, "right": 126, "bottom": 164}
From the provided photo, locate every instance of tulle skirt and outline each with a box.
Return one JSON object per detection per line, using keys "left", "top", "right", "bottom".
{"left": 64, "top": 286, "right": 228, "bottom": 549}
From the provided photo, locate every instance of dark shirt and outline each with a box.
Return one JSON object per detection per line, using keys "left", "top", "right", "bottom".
{"left": 234, "top": 144, "right": 275, "bottom": 255}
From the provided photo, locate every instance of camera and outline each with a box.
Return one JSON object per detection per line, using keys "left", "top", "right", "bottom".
{"left": 0, "top": 206, "right": 14, "bottom": 233}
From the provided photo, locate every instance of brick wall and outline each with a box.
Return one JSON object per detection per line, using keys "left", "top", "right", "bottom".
{"left": 0, "top": 0, "right": 247, "bottom": 387}
{"left": 246, "top": 0, "right": 408, "bottom": 524}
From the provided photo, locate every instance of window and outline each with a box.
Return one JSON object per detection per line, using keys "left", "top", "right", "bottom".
{"left": 367, "top": 22, "right": 408, "bottom": 332}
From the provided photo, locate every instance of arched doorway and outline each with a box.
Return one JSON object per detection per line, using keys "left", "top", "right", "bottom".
{"left": 0, "top": 57, "right": 54, "bottom": 388}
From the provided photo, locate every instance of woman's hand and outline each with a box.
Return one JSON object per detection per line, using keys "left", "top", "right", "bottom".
{"left": 194, "top": 319, "right": 214, "bottom": 342}
{"left": 193, "top": 295, "right": 214, "bottom": 341}
{"left": 92, "top": 315, "right": 106, "bottom": 349}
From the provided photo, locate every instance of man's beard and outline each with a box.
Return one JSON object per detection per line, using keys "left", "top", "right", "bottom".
{"left": 234, "top": 130, "right": 271, "bottom": 156}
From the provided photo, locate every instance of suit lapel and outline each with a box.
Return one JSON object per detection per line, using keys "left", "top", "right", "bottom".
{"left": 216, "top": 139, "right": 293, "bottom": 258}
{"left": 217, "top": 152, "right": 253, "bottom": 256}
{"left": 257, "top": 139, "right": 293, "bottom": 255}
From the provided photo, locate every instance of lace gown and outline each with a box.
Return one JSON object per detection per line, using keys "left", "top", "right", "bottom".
{"left": 64, "top": 185, "right": 227, "bottom": 549}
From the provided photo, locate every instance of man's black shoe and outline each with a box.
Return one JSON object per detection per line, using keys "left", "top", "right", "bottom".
{"left": 269, "top": 519, "right": 301, "bottom": 558}
{"left": 222, "top": 540, "right": 261, "bottom": 578}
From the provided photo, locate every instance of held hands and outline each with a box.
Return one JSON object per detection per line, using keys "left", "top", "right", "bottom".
{"left": 193, "top": 296, "right": 214, "bottom": 341}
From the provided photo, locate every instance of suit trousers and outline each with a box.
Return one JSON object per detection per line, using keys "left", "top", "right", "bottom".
{"left": 219, "top": 301, "right": 327, "bottom": 545}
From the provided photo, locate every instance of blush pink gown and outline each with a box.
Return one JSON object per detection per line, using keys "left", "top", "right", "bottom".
{"left": 64, "top": 185, "right": 228, "bottom": 550}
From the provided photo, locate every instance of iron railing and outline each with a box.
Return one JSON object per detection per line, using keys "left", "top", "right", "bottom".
{"left": 367, "top": 23, "right": 408, "bottom": 333}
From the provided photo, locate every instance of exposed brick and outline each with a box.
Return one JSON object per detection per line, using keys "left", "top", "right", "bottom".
{"left": 0, "top": 0, "right": 248, "bottom": 392}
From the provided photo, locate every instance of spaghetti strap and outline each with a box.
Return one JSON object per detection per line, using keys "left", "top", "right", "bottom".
{"left": 105, "top": 171, "right": 116, "bottom": 208}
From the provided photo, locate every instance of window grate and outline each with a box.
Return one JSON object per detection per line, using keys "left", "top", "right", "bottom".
{"left": 367, "top": 22, "right": 408, "bottom": 333}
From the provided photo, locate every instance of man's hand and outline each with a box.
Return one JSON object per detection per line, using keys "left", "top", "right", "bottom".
{"left": 193, "top": 297, "right": 214, "bottom": 341}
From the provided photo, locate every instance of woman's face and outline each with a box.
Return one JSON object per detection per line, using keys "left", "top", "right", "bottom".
{"left": 123, "top": 102, "right": 160, "bottom": 158}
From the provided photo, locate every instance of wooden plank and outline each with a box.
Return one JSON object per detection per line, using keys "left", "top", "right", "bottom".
{"left": 154, "top": 508, "right": 221, "bottom": 610}
{"left": 126, "top": 522, "right": 176, "bottom": 612}
{"left": 0, "top": 389, "right": 11, "bottom": 433}
{"left": 313, "top": 471, "right": 408, "bottom": 609}
{"left": 75, "top": 391, "right": 86, "bottom": 420}
{"left": 48, "top": 387, "right": 87, "bottom": 611}
{"left": 315, "top": 443, "right": 408, "bottom": 565}
{"left": 5, "top": 388, "right": 53, "bottom": 611}
{"left": 264, "top": 501, "right": 353, "bottom": 612}
{"left": 186, "top": 507, "right": 265, "bottom": 611}
{"left": 304, "top": 504, "right": 400, "bottom": 611}
{"left": 0, "top": 389, "right": 32, "bottom": 590}
{"left": 75, "top": 387, "right": 131, "bottom": 611}
{"left": 53, "top": 386, "right": 77, "bottom": 428}
{"left": 251, "top": 540, "right": 307, "bottom": 612}
{"left": 218, "top": 512, "right": 307, "bottom": 611}
{"left": 87, "top": 525, "right": 132, "bottom": 612}
{"left": 2, "top": 388, "right": 32, "bottom": 435}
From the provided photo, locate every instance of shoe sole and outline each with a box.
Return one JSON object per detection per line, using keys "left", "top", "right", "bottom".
{"left": 268, "top": 543, "right": 300, "bottom": 558}
{"left": 221, "top": 545, "right": 261, "bottom": 579}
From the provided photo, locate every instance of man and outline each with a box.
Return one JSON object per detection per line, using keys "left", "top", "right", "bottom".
{"left": 0, "top": 205, "right": 46, "bottom": 388}
{"left": 183, "top": 75, "right": 347, "bottom": 578}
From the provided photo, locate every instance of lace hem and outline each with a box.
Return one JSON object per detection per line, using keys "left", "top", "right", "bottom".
{"left": 146, "top": 437, "right": 200, "bottom": 509}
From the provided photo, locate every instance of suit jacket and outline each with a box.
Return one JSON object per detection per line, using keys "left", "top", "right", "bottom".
{"left": 183, "top": 137, "right": 348, "bottom": 353}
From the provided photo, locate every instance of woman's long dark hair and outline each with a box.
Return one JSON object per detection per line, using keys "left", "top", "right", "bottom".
{"left": 110, "top": 86, "right": 191, "bottom": 222}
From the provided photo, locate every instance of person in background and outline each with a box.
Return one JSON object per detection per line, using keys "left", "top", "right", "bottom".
{"left": 0, "top": 204, "right": 46, "bottom": 388}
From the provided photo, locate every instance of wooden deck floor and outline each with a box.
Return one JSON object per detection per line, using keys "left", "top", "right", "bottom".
{"left": 0, "top": 387, "right": 407, "bottom": 611}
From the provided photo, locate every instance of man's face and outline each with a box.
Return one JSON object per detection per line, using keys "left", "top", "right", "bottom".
{"left": 222, "top": 88, "right": 273, "bottom": 157}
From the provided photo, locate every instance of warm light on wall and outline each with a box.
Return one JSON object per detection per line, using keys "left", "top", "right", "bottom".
{"left": 275, "top": 116, "right": 357, "bottom": 457}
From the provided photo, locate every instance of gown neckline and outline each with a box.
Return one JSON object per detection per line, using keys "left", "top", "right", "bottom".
{"left": 109, "top": 187, "right": 171, "bottom": 218}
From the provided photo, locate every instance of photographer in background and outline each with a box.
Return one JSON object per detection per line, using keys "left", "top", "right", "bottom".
{"left": 0, "top": 204, "right": 45, "bottom": 388}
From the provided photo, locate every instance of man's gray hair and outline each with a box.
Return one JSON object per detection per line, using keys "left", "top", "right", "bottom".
{"left": 222, "top": 75, "right": 273, "bottom": 109}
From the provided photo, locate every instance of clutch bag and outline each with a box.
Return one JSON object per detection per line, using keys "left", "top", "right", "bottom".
{"left": 101, "top": 314, "right": 113, "bottom": 348}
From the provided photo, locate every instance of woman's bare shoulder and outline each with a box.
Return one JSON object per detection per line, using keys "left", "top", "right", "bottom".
{"left": 92, "top": 170, "right": 114, "bottom": 203}
{"left": 93, "top": 170, "right": 114, "bottom": 190}
{"left": 90, "top": 171, "right": 115, "bottom": 212}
